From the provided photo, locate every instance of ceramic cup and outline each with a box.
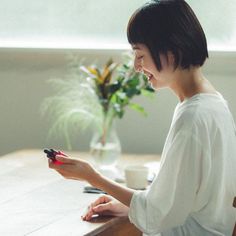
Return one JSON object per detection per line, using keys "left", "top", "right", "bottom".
{"left": 124, "top": 165, "right": 149, "bottom": 190}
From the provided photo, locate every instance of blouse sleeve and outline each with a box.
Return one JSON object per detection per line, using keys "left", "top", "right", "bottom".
{"left": 128, "top": 129, "right": 203, "bottom": 235}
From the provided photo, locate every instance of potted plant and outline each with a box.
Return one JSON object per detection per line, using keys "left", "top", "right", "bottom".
{"left": 41, "top": 52, "right": 155, "bottom": 168}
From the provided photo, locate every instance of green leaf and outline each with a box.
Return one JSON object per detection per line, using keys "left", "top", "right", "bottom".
{"left": 116, "top": 91, "right": 127, "bottom": 100}
{"left": 129, "top": 103, "right": 147, "bottom": 116}
{"left": 108, "top": 81, "right": 122, "bottom": 94}
{"left": 123, "top": 64, "right": 130, "bottom": 69}
{"left": 127, "top": 76, "right": 140, "bottom": 87}
{"left": 141, "top": 89, "right": 155, "bottom": 98}
{"left": 112, "top": 103, "right": 124, "bottom": 118}
{"left": 145, "top": 86, "right": 155, "bottom": 92}
{"left": 125, "top": 87, "right": 140, "bottom": 98}
{"left": 113, "top": 103, "right": 121, "bottom": 112}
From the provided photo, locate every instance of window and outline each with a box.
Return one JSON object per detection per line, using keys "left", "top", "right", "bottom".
{"left": 0, "top": 0, "right": 235, "bottom": 50}
{"left": 188, "top": 0, "right": 236, "bottom": 51}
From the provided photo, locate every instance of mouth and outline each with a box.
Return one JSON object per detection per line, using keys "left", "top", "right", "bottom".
{"left": 145, "top": 72, "right": 154, "bottom": 82}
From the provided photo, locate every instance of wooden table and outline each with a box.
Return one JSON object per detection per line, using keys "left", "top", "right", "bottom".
{"left": 0, "top": 149, "right": 160, "bottom": 236}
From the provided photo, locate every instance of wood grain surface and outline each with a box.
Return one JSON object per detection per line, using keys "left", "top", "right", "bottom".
{"left": 0, "top": 149, "right": 160, "bottom": 236}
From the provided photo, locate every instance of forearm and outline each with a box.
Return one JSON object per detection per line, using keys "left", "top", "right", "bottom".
{"left": 51, "top": 155, "right": 135, "bottom": 206}
{"left": 89, "top": 172, "right": 135, "bottom": 207}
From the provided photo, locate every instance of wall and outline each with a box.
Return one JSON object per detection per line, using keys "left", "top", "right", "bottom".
{"left": 0, "top": 49, "right": 235, "bottom": 156}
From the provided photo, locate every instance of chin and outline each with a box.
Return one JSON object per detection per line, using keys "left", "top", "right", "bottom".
{"left": 151, "top": 77, "right": 168, "bottom": 90}
{"left": 148, "top": 80, "right": 159, "bottom": 90}
{"left": 152, "top": 82, "right": 167, "bottom": 91}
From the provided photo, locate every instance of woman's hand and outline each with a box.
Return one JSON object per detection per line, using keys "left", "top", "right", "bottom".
{"left": 49, "top": 154, "right": 135, "bottom": 209}
{"left": 82, "top": 195, "right": 129, "bottom": 221}
{"left": 48, "top": 155, "right": 99, "bottom": 183}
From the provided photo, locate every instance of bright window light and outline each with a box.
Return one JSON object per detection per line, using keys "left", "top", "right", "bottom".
{"left": 0, "top": 0, "right": 235, "bottom": 51}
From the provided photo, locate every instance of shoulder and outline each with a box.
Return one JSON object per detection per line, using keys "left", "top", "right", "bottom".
{"left": 173, "top": 100, "right": 204, "bottom": 131}
{"left": 172, "top": 94, "right": 227, "bottom": 134}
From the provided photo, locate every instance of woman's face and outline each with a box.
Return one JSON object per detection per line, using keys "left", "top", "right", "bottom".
{"left": 132, "top": 43, "right": 174, "bottom": 90}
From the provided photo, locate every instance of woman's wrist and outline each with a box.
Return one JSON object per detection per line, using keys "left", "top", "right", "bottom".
{"left": 87, "top": 169, "right": 103, "bottom": 187}
{"left": 86, "top": 170, "right": 134, "bottom": 207}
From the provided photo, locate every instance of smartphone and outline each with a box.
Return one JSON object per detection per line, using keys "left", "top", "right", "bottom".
{"left": 43, "top": 148, "right": 66, "bottom": 164}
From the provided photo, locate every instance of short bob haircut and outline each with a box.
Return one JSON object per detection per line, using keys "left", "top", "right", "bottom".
{"left": 127, "top": 0, "right": 208, "bottom": 71}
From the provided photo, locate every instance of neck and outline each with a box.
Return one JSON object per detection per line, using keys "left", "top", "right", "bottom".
{"left": 169, "top": 67, "right": 216, "bottom": 102}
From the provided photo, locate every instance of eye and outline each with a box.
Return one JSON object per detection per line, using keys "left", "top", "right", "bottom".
{"left": 137, "top": 55, "right": 144, "bottom": 60}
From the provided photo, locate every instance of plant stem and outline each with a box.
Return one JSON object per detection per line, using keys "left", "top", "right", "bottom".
{"left": 100, "top": 108, "right": 114, "bottom": 146}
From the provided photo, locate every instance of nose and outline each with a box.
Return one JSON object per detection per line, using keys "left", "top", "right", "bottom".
{"left": 134, "top": 57, "right": 143, "bottom": 73}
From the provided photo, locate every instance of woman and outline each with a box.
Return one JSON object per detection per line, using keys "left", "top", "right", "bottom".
{"left": 49, "top": 1, "right": 236, "bottom": 235}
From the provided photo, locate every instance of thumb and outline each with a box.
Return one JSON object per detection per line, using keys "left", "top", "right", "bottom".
{"left": 55, "top": 155, "right": 75, "bottom": 164}
{"left": 92, "top": 202, "right": 112, "bottom": 213}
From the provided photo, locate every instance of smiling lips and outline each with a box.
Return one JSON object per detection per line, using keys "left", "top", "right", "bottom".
{"left": 141, "top": 69, "right": 154, "bottom": 82}
{"left": 148, "top": 74, "right": 154, "bottom": 81}
{"left": 145, "top": 72, "right": 154, "bottom": 81}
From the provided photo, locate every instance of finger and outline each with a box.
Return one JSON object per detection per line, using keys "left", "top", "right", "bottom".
{"left": 48, "top": 160, "right": 67, "bottom": 175}
{"left": 57, "top": 150, "right": 67, "bottom": 157}
{"left": 92, "top": 202, "right": 112, "bottom": 213}
{"left": 83, "top": 197, "right": 108, "bottom": 221}
{"left": 84, "top": 210, "right": 96, "bottom": 221}
{"left": 90, "top": 195, "right": 111, "bottom": 208}
{"left": 85, "top": 203, "right": 95, "bottom": 215}
{"left": 48, "top": 159, "right": 56, "bottom": 168}
{"left": 86, "top": 195, "right": 111, "bottom": 214}
{"left": 82, "top": 206, "right": 96, "bottom": 221}
{"left": 83, "top": 207, "right": 112, "bottom": 221}
{"left": 48, "top": 158, "right": 65, "bottom": 169}
{"left": 55, "top": 155, "right": 75, "bottom": 164}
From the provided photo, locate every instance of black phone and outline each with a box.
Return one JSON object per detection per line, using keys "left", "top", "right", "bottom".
{"left": 43, "top": 148, "right": 65, "bottom": 165}
{"left": 43, "top": 148, "right": 57, "bottom": 161}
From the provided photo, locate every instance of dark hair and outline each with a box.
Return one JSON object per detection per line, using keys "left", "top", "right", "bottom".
{"left": 127, "top": 0, "right": 208, "bottom": 71}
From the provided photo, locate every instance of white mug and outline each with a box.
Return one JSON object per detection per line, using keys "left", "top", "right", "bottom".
{"left": 124, "top": 165, "right": 149, "bottom": 190}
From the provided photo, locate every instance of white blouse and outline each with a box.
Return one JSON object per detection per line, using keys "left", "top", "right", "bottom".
{"left": 129, "top": 93, "right": 236, "bottom": 236}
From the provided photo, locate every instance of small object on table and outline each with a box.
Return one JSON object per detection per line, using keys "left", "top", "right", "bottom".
{"left": 83, "top": 186, "right": 107, "bottom": 194}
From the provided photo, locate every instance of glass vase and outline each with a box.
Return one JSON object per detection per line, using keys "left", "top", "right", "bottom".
{"left": 90, "top": 113, "right": 121, "bottom": 169}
